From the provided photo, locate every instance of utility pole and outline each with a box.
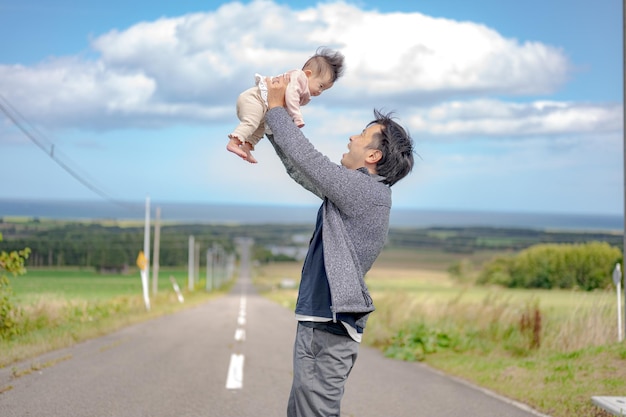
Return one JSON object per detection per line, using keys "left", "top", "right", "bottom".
{"left": 195, "top": 241, "right": 201, "bottom": 286}
{"left": 188, "top": 235, "right": 195, "bottom": 291}
{"left": 152, "top": 206, "right": 161, "bottom": 295}
{"left": 622, "top": 0, "right": 625, "bottom": 337}
{"left": 141, "top": 195, "right": 151, "bottom": 311}
{"left": 143, "top": 195, "right": 150, "bottom": 281}
{"left": 206, "top": 247, "right": 214, "bottom": 292}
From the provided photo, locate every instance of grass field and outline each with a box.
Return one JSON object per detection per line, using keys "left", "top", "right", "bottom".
{"left": 0, "top": 267, "right": 223, "bottom": 367}
{"left": 253, "top": 247, "right": 625, "bottom": 417}
{"left": 10, "top": 267, "right": 191, "bottom": 301}
{"left": 2, "top": 246, "right": 624, "bottom": 417}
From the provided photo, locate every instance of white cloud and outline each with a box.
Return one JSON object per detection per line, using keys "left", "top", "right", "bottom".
{"left": 408, "top": 99, "right": 622, "bottom": 137}
{"left": 0, "top": 0, "right": 580, "bottom": 134}
{"left": 327, "top": 6, "right": 570, "bottom": 97}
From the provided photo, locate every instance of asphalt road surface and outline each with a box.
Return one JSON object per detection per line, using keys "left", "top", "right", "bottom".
{"left": 0, "top": 242, "right": 550, "bottom": 417}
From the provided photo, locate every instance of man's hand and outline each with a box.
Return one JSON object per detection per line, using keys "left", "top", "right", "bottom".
{"left": 266, "top": 73, "right": 289, "bottom": 109}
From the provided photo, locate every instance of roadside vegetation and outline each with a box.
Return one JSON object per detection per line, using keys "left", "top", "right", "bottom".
{"left": 255, "top": 247, "right": 625, "bottom": 417}
{"left": 1, "top": 218, "right": 624, "bottom": 416}
{"left": 0, "top": 266, "right": 228, "bottom": 367}
{"left": 0, "top": 232, "right": 31, "bottom": 340}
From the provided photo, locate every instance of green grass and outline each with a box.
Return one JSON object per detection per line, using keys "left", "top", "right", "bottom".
{"left": 11, "top": 267, "right": 190, "bottom": 301}
{"left": 0, "top": 267, "right": 228, "bottom": 368}
{"left": 3, "top": 246, "right": 624, "bottom": 417}
{"left": 253, "top": 248, "right": 624, "bottom": 417}
{"left": 425, "top": 344, "right": 626, "bottom": 417}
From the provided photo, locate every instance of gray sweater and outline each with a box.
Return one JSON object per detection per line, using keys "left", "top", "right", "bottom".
{"left": 266, "top": 108, "right": 391, "bottom": 328}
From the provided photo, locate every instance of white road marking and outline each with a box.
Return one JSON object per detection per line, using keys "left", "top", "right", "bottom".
{"left": 226, "top": 295, "right": 247, "bottom": 390}
{"left": 234, "top": 328, "right": 246, "bottom": 341}
{"left": 225, "top": 353, "right": 245, "bottom": 389}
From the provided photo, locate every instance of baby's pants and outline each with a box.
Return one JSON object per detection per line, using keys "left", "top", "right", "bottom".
{"left": 230, "top": 86, "right": 267, "bottom": 147}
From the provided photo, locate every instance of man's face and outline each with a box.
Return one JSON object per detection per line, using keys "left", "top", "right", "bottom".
{"left": 341, "top": 124, "right": 383, "bottom": 170}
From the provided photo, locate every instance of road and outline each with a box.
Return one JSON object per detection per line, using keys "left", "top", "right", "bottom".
{"left": 0, "top": 240, "right": 549, "bottom": 417}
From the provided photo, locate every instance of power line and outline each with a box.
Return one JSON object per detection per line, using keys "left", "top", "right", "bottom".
{"left": 0, "top": 94, "right": 142, "bottom": 213}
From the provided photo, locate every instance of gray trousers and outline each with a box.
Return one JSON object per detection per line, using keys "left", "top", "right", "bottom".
{"left": 287, "top": 323, "right": 359, "bottom": 417}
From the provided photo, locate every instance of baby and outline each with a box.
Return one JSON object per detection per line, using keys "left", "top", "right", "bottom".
{"left": 227, "top": 47, "right": 345, "bottom": 163}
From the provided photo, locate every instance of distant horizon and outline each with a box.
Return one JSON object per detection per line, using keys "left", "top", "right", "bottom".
{"left": 1, "top": 196, "right": 623, "bottom": 217}
{"left": 1, "top": 198, "right": 623, "bottom": 233}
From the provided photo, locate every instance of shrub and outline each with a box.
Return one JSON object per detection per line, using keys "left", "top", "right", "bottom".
{"left": 384, "top": 323, "right": 455, "bottom": 361}
{"left": 0, "top": 232, "right": 31, "bottom": 339}
{"left": 478, "top": 242, "right": 622, "bottom": 290}
{"left": 447, "top": 259, "right": 474, "bottom": 283}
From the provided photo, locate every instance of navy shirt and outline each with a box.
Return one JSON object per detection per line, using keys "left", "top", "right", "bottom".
{"left": 295, "top": 205, "right": 363, "bottom": 336}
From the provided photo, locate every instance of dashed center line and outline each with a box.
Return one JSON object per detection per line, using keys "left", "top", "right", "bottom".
{"left": 225, "top": 354, "right": 244, "bottom": 389}
{"left": 234, "top": 328, "right": 246, "bottom": 342}
{"left": 226, "top": 295, "right": 247, "bottom": 390}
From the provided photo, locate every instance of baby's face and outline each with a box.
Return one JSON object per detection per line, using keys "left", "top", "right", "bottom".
{"left": 307, "top": 72, "right": 334, "bottom": 97}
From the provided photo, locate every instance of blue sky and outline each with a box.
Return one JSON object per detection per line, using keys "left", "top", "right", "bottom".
{"left": 0, "top": 0, "right": 623, "bottom": 216}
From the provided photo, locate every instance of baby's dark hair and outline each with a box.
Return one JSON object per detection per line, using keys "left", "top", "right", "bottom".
{"left": 368, "top": 109, "right": 415, "bottom": 186}
{"left": 302, "top": 47, "right": 345, "bottom": 83}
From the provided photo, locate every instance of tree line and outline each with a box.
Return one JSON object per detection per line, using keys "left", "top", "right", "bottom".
{"left": 0, "top": 220, "right": 623, "bottom": 285}
{"left": 0, "top": 220, "right": 314, "bottom": 270}
{"left": 386, "top": 226, "right": 624, "bottom": 253}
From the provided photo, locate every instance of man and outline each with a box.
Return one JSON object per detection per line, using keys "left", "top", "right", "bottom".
{"left": 265, "top": 74, "right": 414, "bottom": 417}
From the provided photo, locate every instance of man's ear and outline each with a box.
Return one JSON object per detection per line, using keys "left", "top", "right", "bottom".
{"left": 366, "top": 149, "right": 382, "bottom": 164}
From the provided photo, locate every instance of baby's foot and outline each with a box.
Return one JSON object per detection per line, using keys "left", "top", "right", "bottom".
{"left": 241, "top": 142, "right": 258, "bottom": 164}
{"left": 227, "top": 135, "right": 255, "bottom": 163}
